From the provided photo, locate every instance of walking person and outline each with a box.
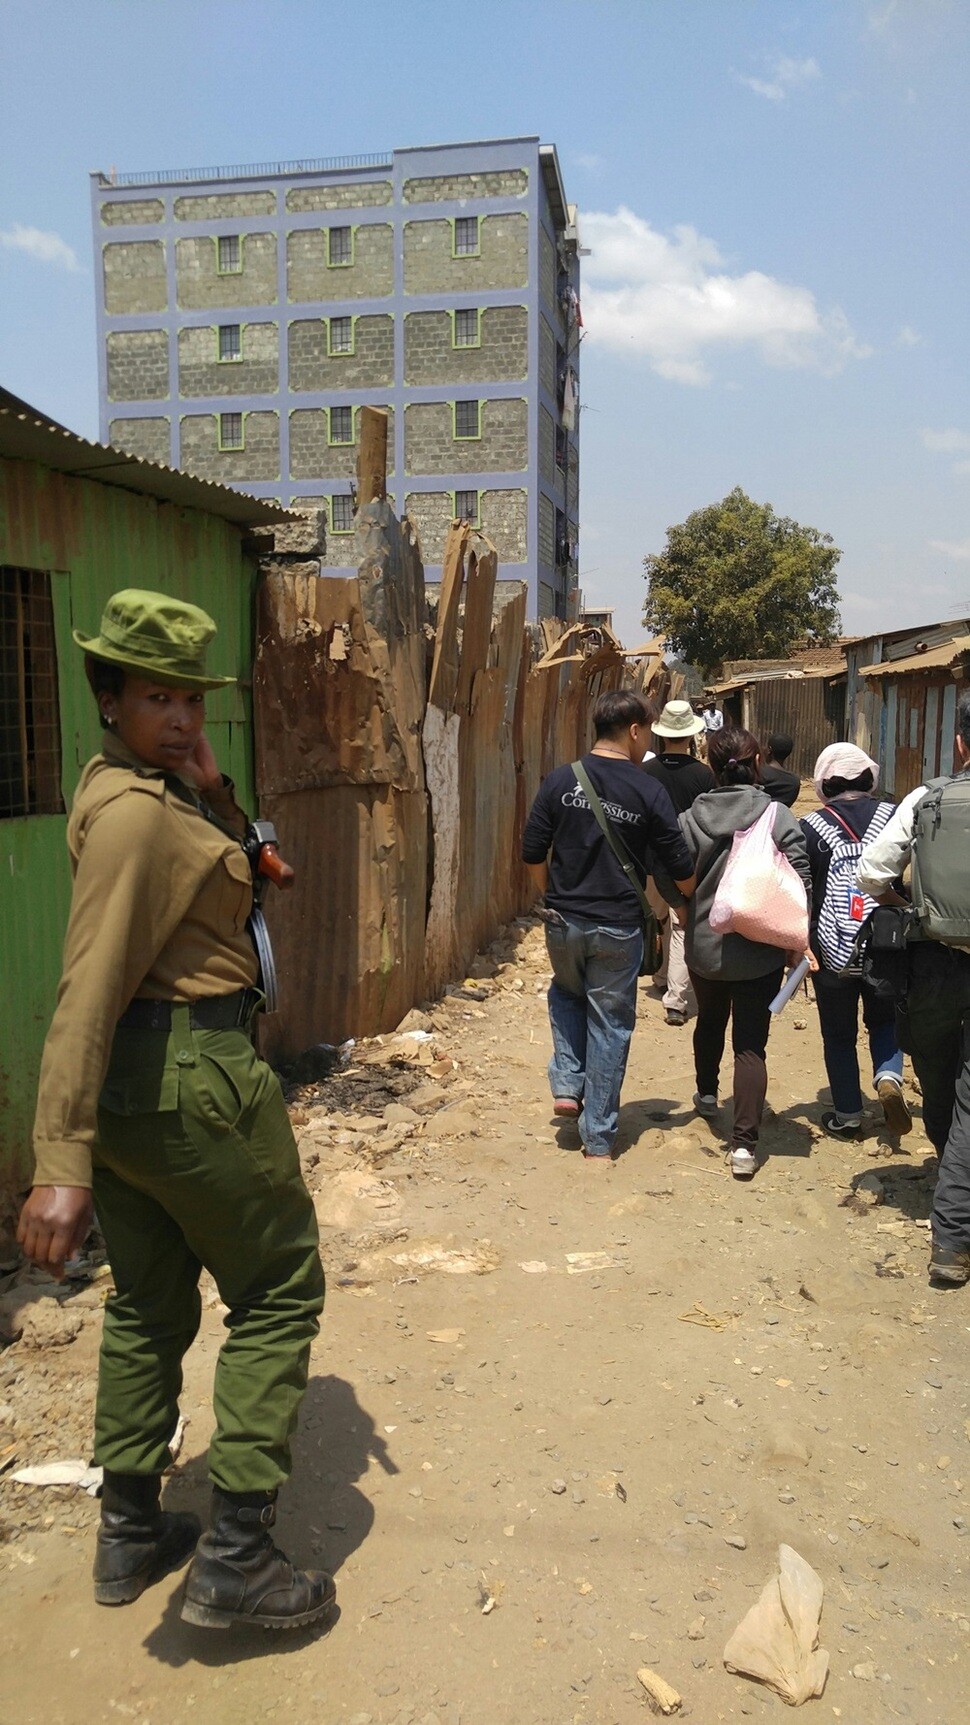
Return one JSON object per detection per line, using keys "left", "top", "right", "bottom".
{"left": 761, "top": 734, "right": 801, "bottom": 808}
{"left": 16, "top": 590, "right": 334, "bottom": 1630}
{"left": 801, "top": 744, "right": 910, "bottom": 1141}
{"left": 522, "top": 690, "right": 696, "bottom": 1162}
{"left": 642, "top": 700, "right": 714, "bottom": 1026}
{"left": 679, "top": 727, "right": 812, "bottom": 1179}
{"left": 857, "top": 694, "right": 970, "bottom": 1287}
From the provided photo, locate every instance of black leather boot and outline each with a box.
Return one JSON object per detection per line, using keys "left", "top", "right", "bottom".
{"left": 180, "top": 1488, "right": 336, "bottom": 1630}
{"left": 94, "top": 1471, "right": 201, "bottom": 1606}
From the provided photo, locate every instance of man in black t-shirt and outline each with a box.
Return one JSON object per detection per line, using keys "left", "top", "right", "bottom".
{"left": 522, "top": 689, "right": 695, "bottom": 1161}
{"left": 642, "top": 700, "right": 714, "bottom": 1025}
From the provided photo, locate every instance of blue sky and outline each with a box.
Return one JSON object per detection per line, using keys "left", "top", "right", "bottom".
{"left": 1, "top": 0, "right": 968, "bottom": 645}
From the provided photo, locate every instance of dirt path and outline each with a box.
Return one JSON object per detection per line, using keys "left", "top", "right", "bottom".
{"left": 1, "top": 921, "right": 968, "bottom": 1724}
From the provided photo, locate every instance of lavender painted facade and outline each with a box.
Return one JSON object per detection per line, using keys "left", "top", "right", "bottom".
{"left": 92, "top": 137, "right": 581, "bottom": 620}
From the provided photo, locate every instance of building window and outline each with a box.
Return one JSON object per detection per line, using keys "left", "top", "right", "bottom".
{"left": 217, "top": 234, "right": 241, "bottom": 274}
{"left": 453, "top": 216, "right": 479, "bottom": 257}
{"left": 454, "top": 399, "right": 481, "bottom": 440}
{"left": 328, "top": 226, "right": 353, "bottom": 267}
{"left": 329, "top": 405, "right": 354, "bottom": 445}
{"left": 218, "top": 323, "right": 242, "bottom": 362}
{"left": 454, "top": 489, "right": 479, "bottom": 525}
{"left": 555, "top": 424, "right": 567, "bottom": 470}
{"left": 0, "top": 567, "right": 63, "bottom": 820}
{"left": 453, "top": 308, "right": 480, "bottom": 349}
{"left": 328, "top": 315, "right": 354, "bottom": 356}
{"left": 219, "top": 411, "right": 244, "bottom": 450}
{"left": 330, "top": 494, "right": 354, "bottom": 534}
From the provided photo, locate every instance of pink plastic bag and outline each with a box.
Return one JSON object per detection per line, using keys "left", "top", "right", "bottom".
{"left": 710, "top": 803, "right": 808, "bottom": 950}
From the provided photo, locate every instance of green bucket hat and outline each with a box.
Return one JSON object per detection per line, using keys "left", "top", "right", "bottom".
{"left": 73, "top": 589, "right": 235, "bottom": 690}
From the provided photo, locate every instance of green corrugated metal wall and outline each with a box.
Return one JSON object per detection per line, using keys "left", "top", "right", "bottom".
{"left": 0, "top": 454, "right": 257, "bottom": 1191}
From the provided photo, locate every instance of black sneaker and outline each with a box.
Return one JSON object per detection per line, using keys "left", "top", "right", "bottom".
{"left": 665, "top": 1009, "right": 688, "bottom": 1027}
{"left": 821, "top": 1111, "right": 862, "bottom": 1140}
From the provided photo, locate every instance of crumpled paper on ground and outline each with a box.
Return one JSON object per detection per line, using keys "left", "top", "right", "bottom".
{"left": 723, "top": 1544, "right": 829, "bottom": 1705}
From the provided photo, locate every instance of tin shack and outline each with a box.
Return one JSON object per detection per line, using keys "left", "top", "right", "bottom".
{"left": 845, "top": 620, "right": 970, "bottom": 799}
{"left": 0, "top": 402, "right": 289, "bottom": 1199}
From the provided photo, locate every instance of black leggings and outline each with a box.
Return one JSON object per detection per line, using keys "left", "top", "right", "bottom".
{"left": 689, "top": 969, "right": 783, "bottom": 1149}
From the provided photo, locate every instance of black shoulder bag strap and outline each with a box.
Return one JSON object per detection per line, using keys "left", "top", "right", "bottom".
{"left": 571, "top": 760, "right": 662, "bottom": 975}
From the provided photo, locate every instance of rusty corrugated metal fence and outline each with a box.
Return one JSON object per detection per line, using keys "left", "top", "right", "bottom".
{"left": 254, "top": 509, "right": 627, "bottom": 1058}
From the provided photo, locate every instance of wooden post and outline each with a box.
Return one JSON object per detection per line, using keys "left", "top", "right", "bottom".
{"left": 356, "top": 406, "right": 388, "bottom": 509}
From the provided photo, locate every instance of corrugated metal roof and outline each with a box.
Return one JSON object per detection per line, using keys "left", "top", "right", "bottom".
{"left": 859, "top": 636, "right": 970, "bottom": 677}
{"left": 710, "top": 664, "right": 842, "bottom": 695}
{"left": 0, "top": 409, "right": 295, "bottom": 526}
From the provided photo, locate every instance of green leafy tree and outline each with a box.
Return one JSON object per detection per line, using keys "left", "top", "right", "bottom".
{"left": 643, "top": 487, "right": 841, "bottom": 674}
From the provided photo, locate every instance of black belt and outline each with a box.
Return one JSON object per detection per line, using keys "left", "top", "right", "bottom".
{"left": 117, "top": 989, "right": 259, "bottom": 1031}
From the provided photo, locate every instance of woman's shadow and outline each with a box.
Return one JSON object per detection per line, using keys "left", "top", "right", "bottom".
{"left": 144, "top": 1372, "right": 396, "bottom": 1667}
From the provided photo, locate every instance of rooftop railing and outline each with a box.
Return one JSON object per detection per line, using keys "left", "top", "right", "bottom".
{"left": 100, "top": 153, "right": 392, "bottom": 188}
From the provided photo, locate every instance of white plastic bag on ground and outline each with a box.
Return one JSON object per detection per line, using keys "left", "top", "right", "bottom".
{"left": 723, "top": 1544, "right": 829, "bottom": 1705}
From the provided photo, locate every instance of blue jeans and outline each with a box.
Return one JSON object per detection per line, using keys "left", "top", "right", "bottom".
{"left": 544, "top": 917, "right": 643, "bottom": 1157}
{"left": 813, "top": 970, "right": 903, "bottom": 1121}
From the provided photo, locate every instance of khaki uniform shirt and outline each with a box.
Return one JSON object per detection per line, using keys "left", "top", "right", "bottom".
{"left": 33, "top": 734, "right": 258, "bottom": 1188}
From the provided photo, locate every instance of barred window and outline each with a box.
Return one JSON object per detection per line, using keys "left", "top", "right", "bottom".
{"left": 328, "top": 226, "right": 352, "bottom": 266}
{"left": 219, "top": 411, "right": 244, "bottom": 450}
{"left": 555, "top": 424, "right": 567, "bottom": 470}
{"left": 454, "top": 216, "right": 479, "bottom": 256}
{"left": 0, "top": 567, "right": 63, "bottom": 820}
{"left": 454, "top": 308, "right": 480, "bottom": 348}
{"left": 217, "top": 234, "right": 241, "bottom": 273}
{"left": 218, "top": 323, "right": 241, "bottom": 361}
{"left": 329, "top": 315, "right": 353, "bottom": 354}
{"left": 454, "top": 399, "right": 480, "bottom": 439}
{"left": 454, "top": 489, "right": 479, "bottom": 525}
{"left": 331, "top": 494, "right": 354, "bottom": 533}
{"left": 329, "top": 405, "right": 353, "bottom": 444}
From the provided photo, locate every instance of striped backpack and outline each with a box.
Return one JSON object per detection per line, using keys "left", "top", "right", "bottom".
{"left": 803, "top": 801, "right": 895, "bottom": 973}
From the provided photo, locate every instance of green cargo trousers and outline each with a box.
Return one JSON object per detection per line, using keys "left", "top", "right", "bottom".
{"left": 91, "top": 1006, "right": 324, "bottom": 1493}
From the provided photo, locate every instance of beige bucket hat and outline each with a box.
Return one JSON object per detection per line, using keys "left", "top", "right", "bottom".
{"left": 652, "top": 698, "right": 706, "bottom": 740}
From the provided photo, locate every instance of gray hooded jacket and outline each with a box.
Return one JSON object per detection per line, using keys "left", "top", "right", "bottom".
{"left": 679, "top": 786, "right": 811, "bottom": 981}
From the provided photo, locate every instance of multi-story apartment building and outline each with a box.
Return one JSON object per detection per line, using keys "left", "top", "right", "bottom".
{"left": 92, "top": 137, "right": 581, "bottom": 620}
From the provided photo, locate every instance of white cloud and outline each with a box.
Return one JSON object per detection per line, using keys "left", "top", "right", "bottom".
{"left": 0, "top": 224, "right": 81, "bottom": 272}
{"left": 574, "top": 152, "right": 605, "bottom": 172}
{"left": 735, "top": 55, "right": 821, "bottom": 102}
{"left": 581, "top": 206, "right": 870, "bottom": 385}
{"left": 920, "top": 427, "right": 970, "bottom": 455}
{"left": 896, "top": 324, "right": 922, "bottom": 346}
{"left": 930, "top": 538, "right": 970, "bottom": 561}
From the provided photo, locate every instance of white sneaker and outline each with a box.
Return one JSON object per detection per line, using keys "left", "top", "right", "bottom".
{"left": 693, "top": 1092, "right": 719, "bottom": 1117}
{"left": 730, "top": 1147, "right": 757, "bottom": 1180}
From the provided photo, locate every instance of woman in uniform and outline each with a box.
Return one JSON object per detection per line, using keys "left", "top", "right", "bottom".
{"left": 17, "top": 589, "right": 334, "bottom": 1632}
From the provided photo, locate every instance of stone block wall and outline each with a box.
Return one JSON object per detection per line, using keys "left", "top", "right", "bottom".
{"left": 404, "top": 398, "right": 527, "bottom": 475}
{"left": 286, "top": 225, "right": 393, "bottom": 301}
{"left": 288, "top": 314, "right": 394, "bottom": 391}
{"left": 176, "top": 234, "right": 277, "bottom": 309}
{"left": 538, "top": 492, "right": 556, "bottom": 568}
{"left": 289, "top": 407, "right": 395, "bottom": 480}
{"left": 403, "top": 213, "right": 528, "bottom": 294}
{"left": 100, "top": 199, "right": 163, "bottom": 226}
{"left": 178, "top": 322, "right": 279, "bottom": 398}
{"left": 402, "top": 169, "right": 528, "bottom": 203}
{"left": 539, "top": 404, "right": 556, "bottom": 486}
{"left": 539, "top": 315, "right": 556, "bottom": 397}
{"left": 107, "top": 416, "right": 171, "bottom": 464}
{"left": 179, "top": 410, "right": 280, "bottom": 482}
{"left": 539, "top": 226, "right": 556, "bottom": 316}
{"left": 103, "top": 240, "right": 167, "bottom": 313}
{"left": 403, "top": 489, "right": 526, "bottom": 566}
{"left": 403, "top": 305, "right": 527, "bottom": 385}
{"left": 286, "top": 182, "right": 392, "bottom": 211}
{"left": 290, "top": 496, "right": 359, "bottom": 568}
{"left": 174, "top": 191, "right": 277, "bottom": 219}
{"left": 106, "top": 329, "right": 170, "bottom": 402}
{"left": 481, "top": 488, "right": 528, "bottom": 563}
